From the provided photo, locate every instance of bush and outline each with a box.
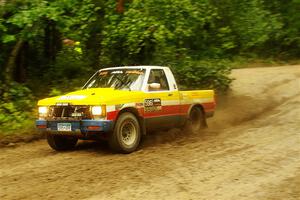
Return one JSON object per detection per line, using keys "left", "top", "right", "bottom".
{"left": 0, "top": 82, "right": 35, "bottom": 132}
{"left": 29, "top": 47, "right": 94, "bottom": 98}
{"left": 48, "top": 47, "right": 93, "bottom": 89}
{"left": 172, "top": 59, "right": 232, "bottom": 91}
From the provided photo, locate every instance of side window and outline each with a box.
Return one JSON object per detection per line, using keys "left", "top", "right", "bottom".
{"left": 147, "top": 69, "right": 169, "bottom": 91}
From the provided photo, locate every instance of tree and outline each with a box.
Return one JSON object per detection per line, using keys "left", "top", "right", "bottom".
{"left": 1, "top": 0, "right": 104, "bottom": 83}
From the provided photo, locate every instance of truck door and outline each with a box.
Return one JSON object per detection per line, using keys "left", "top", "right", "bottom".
{"left": 143, "top": 68, "right": 180, "bottom": 131}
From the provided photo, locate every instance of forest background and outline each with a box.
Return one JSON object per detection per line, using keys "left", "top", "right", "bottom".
{"left": 0, "top": 0, "right": 299, "bottom": 135}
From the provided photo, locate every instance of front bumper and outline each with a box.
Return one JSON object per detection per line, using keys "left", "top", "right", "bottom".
{"left": 36, "top": 119, "right": 114, "bottom": 134}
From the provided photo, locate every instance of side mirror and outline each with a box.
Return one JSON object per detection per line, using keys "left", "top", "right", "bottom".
{"left": 149, "top": 83, "right": 161, "bottom": 90}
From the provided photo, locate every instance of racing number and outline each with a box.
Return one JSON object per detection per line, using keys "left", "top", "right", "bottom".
{"left": 144, "top": 98, "right": 162, "bottom": 112}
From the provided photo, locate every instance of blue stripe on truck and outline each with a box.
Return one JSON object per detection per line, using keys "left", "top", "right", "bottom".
{"left": 36, "top": 120, "right": 114, "bottom": 133}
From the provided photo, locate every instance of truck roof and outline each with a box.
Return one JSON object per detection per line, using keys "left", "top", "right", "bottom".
{"left": 99, "top": 66, "right": 169, "bottom": 71}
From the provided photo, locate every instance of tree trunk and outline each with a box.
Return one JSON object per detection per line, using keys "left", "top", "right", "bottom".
{"left": 15, "top": 41, "right": 28, "bottom": 83}
{"left": 44, "top": 20, "right": 61, "bottom": 62}
{"left": 116, "top": 0, "right": 125, "bottom": 13}
{"left": 4, "top": 40, "right": 24, "bottom": 83}
{"left": 44, "top": 20, "right": 55, "bottom": 61}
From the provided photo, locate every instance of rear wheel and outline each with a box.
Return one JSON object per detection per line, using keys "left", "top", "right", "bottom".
{"left": 109, "top": 112, "right": 141, "bottom": 153}
{"left": 185, "top": 106, "right": 207, "bottom": 134}
{"left": 46, "top": 134, "right": 78, "bottom": 151}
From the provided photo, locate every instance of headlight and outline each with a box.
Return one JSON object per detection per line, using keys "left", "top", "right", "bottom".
{"left": 38, "top": 107, "right": 48, "bottom": 115}
{"left": 91, "top": 106, "right": 103, "bottom": 116}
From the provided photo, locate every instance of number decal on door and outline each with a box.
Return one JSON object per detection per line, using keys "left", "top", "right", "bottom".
{"left": 144, "top": 99, "right": 162, "bottom": 112}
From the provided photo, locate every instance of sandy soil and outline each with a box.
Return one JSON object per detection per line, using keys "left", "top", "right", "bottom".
{"left": 1, "top": 65, "right": 300, "bottom": 200}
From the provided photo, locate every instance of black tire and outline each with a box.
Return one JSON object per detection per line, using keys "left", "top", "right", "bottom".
{"left": 46, "top": 134, "right": 78, "bottom": 151}
{"left": 109, "top": 112, "right": 141, "bottom": 153}
{"left": 185, "top": 106, "right": 207, "bottom": 134}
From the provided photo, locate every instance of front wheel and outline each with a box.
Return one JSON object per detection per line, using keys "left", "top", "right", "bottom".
{"left": 46, "top": 134, "right": 78, "bottom": 151}
{"left": 184, "top": 107, "right": 207, "bottom": 134}
{"left": 109, "top": 112, "right": 141, "bottom": 153}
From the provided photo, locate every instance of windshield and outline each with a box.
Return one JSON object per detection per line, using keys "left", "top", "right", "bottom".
{"left": 83, "top": 69, "right": 146, "bottom": 91}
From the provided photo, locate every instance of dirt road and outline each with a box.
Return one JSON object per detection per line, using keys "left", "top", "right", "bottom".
{"left": 1, "top": 66, "right": 300, "bottom": 200}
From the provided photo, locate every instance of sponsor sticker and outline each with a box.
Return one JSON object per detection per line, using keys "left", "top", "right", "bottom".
{"left": 99, "top": 71, "right": 108, "bottom": 76}
{"left": 144, "top": 98, "right": 162, "bottom": 112}
{"left": 111, "top": 70, "right": 123, "bottom": 74}
{"left": 125, "top": 70, "right": 144, "bottom": 75}
{"left": 58, "top": 95, "right": 86, "bottom": 100}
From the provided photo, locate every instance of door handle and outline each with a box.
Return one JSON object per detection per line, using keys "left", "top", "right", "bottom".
{"left": 168, "top": 93, "right": 173, "bottom": 96}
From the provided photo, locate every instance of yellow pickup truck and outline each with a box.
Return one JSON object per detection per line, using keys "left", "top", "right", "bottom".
{"left": 36, "top": 66, "right": 215, "bottom": 153}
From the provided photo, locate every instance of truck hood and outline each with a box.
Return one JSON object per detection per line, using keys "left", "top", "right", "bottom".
{"left": 37, "top": 88, "right": 142, "bottom": 106}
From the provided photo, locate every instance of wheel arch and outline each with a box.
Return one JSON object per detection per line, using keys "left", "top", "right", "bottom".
{"left": 188, "top": 104, "right": 205, "bottom": 117}
{"left": 187, "top": 104, "right": 207, "bottom": 127}
{"left": 116, "top": 107, "right": 146, "bottom": 135}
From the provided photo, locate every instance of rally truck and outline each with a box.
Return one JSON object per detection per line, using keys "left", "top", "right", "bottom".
{"left": 36, "top": 66, "right": 216, "bottom": 153}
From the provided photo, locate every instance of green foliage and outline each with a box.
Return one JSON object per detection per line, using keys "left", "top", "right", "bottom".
{"left": 0, "top": 0, "right": 300, "bottom": 136}
{"left": 2, "top": 34, "right": 16, "bottom": 43}
{"left": 46, "top": 47, "right": 93, "bottom": 93}
{"left": 101, "top": 0, "right": 225, "bottom": 64}
{"left": 212, "top": 0, "right": 282, "bottom": 51}
{"left": 48, "top": 88, "right": 63, "bottom": 97}
{"left": 0, "top": 82, "right": 35, "bottom": 132}
{"left": 173, "top": 59, "right": 232, "bottom": 91}
{"left": 263, "top": 0, "right": 300, "bottom": 56}
{"left": 3, "top": 0, "right": 101, "bottom": 42}
{"left": 50, "top": 47, "right": 90, "bottom": 80}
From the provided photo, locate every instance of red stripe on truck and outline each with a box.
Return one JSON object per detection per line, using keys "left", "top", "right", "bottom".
{"left": 106, "top": 102, "right": 215, "bottom": 121}
{"left": 143, "top": 105, "right": 183, "bottom": 118}
{"left": 107, "top": 110, "right": 119, "bottom": 120}
{"left": 202, "top": 102, "right": 216, "bottom": 112}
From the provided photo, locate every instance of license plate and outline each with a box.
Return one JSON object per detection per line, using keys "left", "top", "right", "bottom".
{"left": 57, "top": 123, "right": 72, "bottom": 131}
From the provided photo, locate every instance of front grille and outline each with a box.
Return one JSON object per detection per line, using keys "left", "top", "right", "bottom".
{"left": 48, "top": 105, "right": 91, "bottom": 119}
